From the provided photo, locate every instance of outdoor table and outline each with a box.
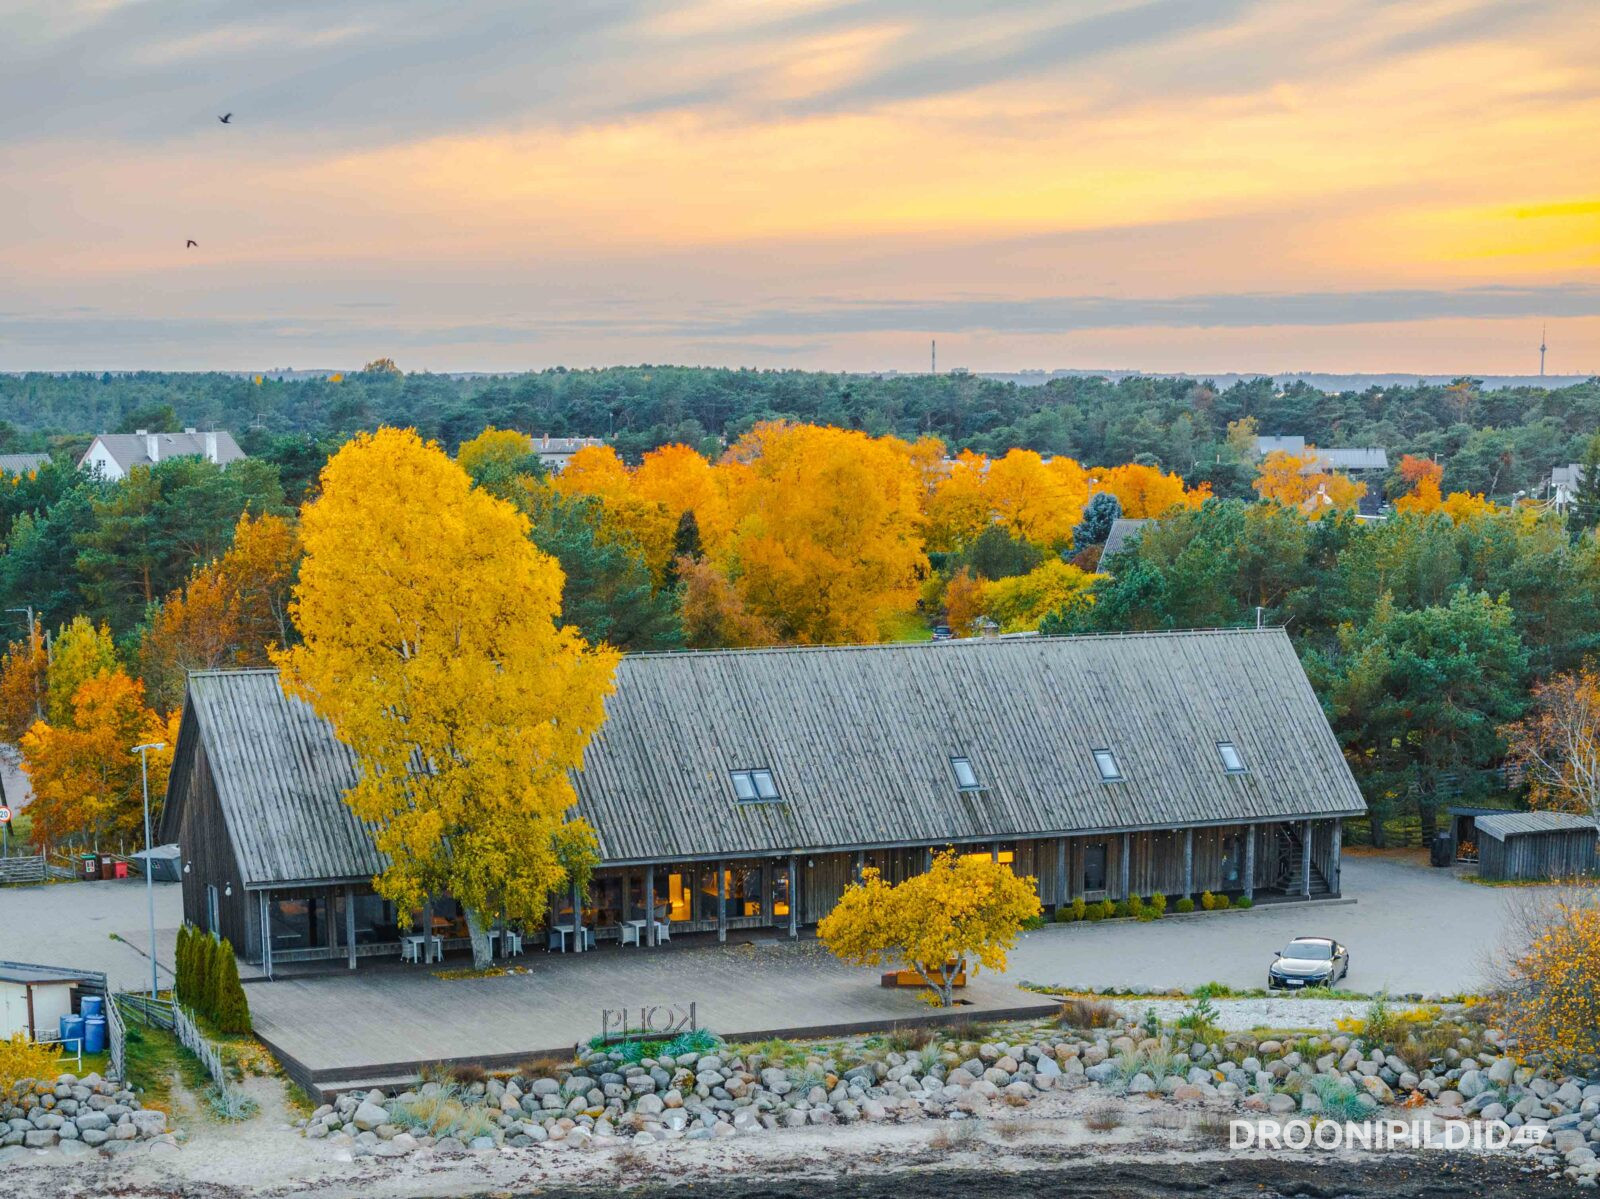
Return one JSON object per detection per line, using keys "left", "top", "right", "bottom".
{"left": 621, "top": 919, "right": 647, "bottom": 947}
{"left": 551, "top": 923, "right": 573, "bottom": 953}
{"left": 401, "top": 934, "right": 441, "bottom": 963}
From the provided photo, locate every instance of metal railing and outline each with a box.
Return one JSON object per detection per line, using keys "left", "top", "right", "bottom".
{"left": 106, "top": 992, "right": 127, "bottom": 1082}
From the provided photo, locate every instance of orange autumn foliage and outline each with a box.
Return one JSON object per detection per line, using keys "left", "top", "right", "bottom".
{"left": 1253, "top": 450, "right": 1366, "bottom": 518}
{"left": 0, "top": 621, "right": 47, "bottom": 744}
{"left": 20, "top": 671, "right": 176, "bottom": 848}
{"left": 1094, "top": 462, "right": 1210, "bottom": 518}
{"left": 138, "top": 513, "right": 302, "bottom": 715}
{"left": 717, "top": 423, "right": 927, "bottom": 644}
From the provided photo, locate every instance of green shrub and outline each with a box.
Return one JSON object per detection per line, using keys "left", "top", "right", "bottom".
{"left": 212, "top": 937, "right": 252, "bottom": 1033}
{"left": 1193, "top": 981, "right": 1235, "bottom": 999}
{"left": 1214, "top": 894, "right": 1231, "bottom": 910}
{"left": 1070, "top": 897, "right": 1086, "bottom": 921}
{"left": 1126, "top": 894, "right": 1144, "bottom": 917}
{"left": 1053, "top": 904, "right": 1076, "bottom": 923}
{"left": 1112, "top": 900, "right": 1130, "bottom": 918}
{"left": 1199, "top": 891, "right": 1216, "bottom": 911}
{"left": 1235, "top": 895, "right": 1253, "bottom": 909}
{"left": 1148, "top": 893, "right": 1167, "bottom": 915}
{"left": 1099, "top": 900, "right": 1117, "bottom": 920}
{"left": 1175, "top": 897, "right": 1195, "bottom": 914}
{"left": 1310, "top": 1074, "right": 1369, "bottom": 1121}
{"left": 1084, "top": 901, "right": 1105, "bottom": 922}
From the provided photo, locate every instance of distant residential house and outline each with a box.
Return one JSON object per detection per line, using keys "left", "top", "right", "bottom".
{"left": 160, "top": 628, "right": 1364, "bottom": 978}
{"left": 79, "top": 429, "right": 246, "bottom": 482}
{"left": 1546, "top": 463, "right": 1584, "bottom": 509}
{"left": 1255, "top": 435, "right": 1389, "bottom": 474}
{"left": 1099, "top": 518, "right": 1150, "bottom": 562}
{"left": 530, "top": 435, "right": 606, "bottom": 473}
{"left": 0, "top": 453, "right": 49, "bottom": 475}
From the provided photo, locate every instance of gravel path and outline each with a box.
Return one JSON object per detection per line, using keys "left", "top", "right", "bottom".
{"left": 1102, "top": 995, "right": 1374, "bottom": 1032}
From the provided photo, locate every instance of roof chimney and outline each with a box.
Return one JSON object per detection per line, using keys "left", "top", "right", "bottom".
{"left": 204, "top": 431, "right": 218, "bottom": 463}
{"left": 145, "top": 432, "right": 159, "bottom": 463}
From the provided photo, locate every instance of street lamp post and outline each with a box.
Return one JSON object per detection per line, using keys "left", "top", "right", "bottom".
{"left": 132, "top": 741, "right": 166, "bottom": 1000}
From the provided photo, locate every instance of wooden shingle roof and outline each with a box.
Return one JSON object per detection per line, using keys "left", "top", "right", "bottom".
{"left": 1100, "top": 518, "right": 1150, "bottom": 559}
{"left": 1475, "top": 812, "right": 1598, "bottom": 841}
{"left": 164, "top": 629, "right": 1366, "bottom": 886}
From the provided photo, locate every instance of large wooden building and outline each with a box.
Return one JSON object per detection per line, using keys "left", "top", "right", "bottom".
{"left": 159, "top": 629, "right": 1366, "bottom": 973}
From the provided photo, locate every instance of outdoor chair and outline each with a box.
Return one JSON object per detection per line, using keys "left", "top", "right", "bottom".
{"left": 653, "top": 920, "right": 671, "bottom": 943}
{"left": 619, "top": 921, "right": 642, "bottom": 947}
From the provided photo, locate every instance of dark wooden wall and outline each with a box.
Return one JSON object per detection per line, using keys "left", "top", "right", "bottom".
{"left": 1481, "top": 829, "right": 1599, "bottom": 881}
{"left": 170, "top": 738, "right": 255, "bottom": 957}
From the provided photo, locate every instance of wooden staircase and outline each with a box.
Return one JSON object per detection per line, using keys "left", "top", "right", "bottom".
{"left": 1272, "top": 825, "right": 1331, "bottom": 897}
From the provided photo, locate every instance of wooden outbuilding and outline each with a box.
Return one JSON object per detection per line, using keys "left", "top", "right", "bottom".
{"left": 158, "top": 628, "right": 1366, "bottom": 973}
{"left": 1474, "top": 812, "right": 1599, "bottom": 882}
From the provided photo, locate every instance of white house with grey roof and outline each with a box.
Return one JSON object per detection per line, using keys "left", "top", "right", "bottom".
{"left": 159, "top": 628, "right": 1365, "bottom": 976}
{"left": 1256, "top": 435, "right": 1389, "bottom": 474}
{"left": 79, "top": 429, "right": 245, "bottom": 481}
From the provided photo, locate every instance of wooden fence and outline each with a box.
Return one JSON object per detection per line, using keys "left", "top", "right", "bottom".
{"left": 106, "top": 991, "right": 128, "bottom": 1083}
{"left": 172, "top": 1002, "right": 232, "bottom": 1096}
{"left": 0, "top": 854, "right": 47, "bottom": 884}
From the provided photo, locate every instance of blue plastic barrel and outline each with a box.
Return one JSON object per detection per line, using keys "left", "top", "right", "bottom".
{"left": 83, "top": 1017, "right": 107, "bottom": 1054}
{"left": 79, "top": 996, "right": 104, "bottom": 1020}
{"left": 58, "top": 1014, "right": 84, "bottom": 1051}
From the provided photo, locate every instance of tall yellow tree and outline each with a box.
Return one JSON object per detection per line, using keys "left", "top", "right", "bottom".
{"left": 1502, "top": 667, "right": 1600, "bottom": 828}
{"left": 1095, "top": 462, "right": 1209, "bottom": 518}
{"left": 818, "top": 852, "right": 1042, "bottom": 1007}
{"left": 554, "top": 445, "right": 677, "bottom": 581}
{"left": 715, "top": 423, "right": 927, "bottom": 644}
{"left": 46, "top": 617, "right": 119, "bottom": 726}
{"left": 275, "top": 428, "right": 619, "bottom": 968}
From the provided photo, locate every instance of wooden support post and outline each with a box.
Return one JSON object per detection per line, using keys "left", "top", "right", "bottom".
{"left": 570, "top": 882, "right": 582, "bottom": 954}
{"left": 1055, "top": 838, "right": 1067, "bottom": 907}
{"left": 1243, "top": 827, "right": 1256, "bottom": 902}
{"left": 423, "top": 899, "right": 435, "bottom": 963}
{"left": 260, "top": 891, "right": 272, "bottom": 979}
{"left": 854, "top": 851, "right": 864, "bottom": 882}
{"left": 990, "top": 844, "right": 999, "bottom": 862}
{"left": 717, "top": 863, "right": 727, "bottom": 944}
{"left": 1183, "top": 829, "right": 1194, "bottom": 899}
{"left": 1302, "top": 819, "right": 1313, "bottom": 897}
{"left": 345, "top": 885, "right": 356, "bottom": 970}
{"left": 1120, "top": 832, "right": 1131, "bottom": 900}
{"left": 1330, "top": 820, "right": 1342, "bottom": 896}
{"left": 922, "top": 846, "right": 932, "bottom": 872}
{"left": 788, "top": 855, "right": 798, "bottom": 939}
{"left": 645, "top": 864, "right": 656, "bottom": 947}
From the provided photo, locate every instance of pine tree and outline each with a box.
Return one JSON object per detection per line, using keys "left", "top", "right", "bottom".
{"left": 1570, "top": 435, "right": 1600, "bottom": 532}
{"left": 1071, "top": 492, "right": 1122, "bottom": 550}
{"left": 195, "top": 933, "right": 219, "bottom": 1020}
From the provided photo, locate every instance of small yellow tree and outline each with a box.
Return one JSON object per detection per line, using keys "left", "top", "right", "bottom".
{"left": 0, "top": 1032, "right": 62, "bottom": 1095}
{"left": 818, "top": 851, "right": 1042, "bottom": 1007}
{"left": 275, "top": 428, "right": 619, "bottom": 970}
{"left": 1500, "top": 898, "right": 1600, "bottom": 1067}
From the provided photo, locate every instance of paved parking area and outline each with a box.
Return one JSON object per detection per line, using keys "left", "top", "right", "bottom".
{"left": 1007, "top": 852, "right": 1545, "bottom": 997}
{"left": 0, "top": 877, "right": 184, "bottom": 992}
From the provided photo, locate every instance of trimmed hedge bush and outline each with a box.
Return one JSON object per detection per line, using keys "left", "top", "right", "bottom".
{"left": 1235, "top": 896, "right": 1254, "bottom": 909}
{"left": 1175, "top": 897, "right": 1196, "bottom": 914}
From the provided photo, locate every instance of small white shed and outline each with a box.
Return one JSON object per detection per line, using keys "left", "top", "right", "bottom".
{"left": 0, "top": 965, "right": 90, "bottom": 1039}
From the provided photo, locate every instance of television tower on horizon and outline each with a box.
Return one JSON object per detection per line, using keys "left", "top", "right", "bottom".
{"left": 931, "top": 339, "right": 937, "bottom": 374}
{"left": 1540, "top": 324, "right": 1547, "bottom": 376}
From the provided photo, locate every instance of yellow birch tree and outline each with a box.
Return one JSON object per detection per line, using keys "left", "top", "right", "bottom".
{"left": 275, "top": 428, "right": 619, "bottom": 969}
{"left": 818, "top": 851, "right": 1041, "bottom": 1007}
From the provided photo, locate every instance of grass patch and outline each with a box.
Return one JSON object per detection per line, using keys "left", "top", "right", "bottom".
{"left": 204, "top": 1083, "right": 259, "bottom": 1121}
{"left": 119, "top": 1020, "right": 210, "bottom": 1114}
{"left": 1084, "top": 1102, "right": 1124, "bottom": 1131}
{"left": 1055, "top": 997, "right": 1118, "bottom": 1029}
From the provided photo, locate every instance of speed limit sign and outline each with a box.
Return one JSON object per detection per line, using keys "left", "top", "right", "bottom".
{"left": 0, "top": 806, "right": 11, "bottom": 823}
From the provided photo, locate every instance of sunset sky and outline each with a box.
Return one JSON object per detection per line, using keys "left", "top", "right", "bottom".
{"left": 3, "top": 0, "right": 1597, "bottom": 374}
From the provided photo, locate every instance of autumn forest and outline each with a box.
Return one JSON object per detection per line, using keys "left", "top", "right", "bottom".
{"left": 3, "top": 367, "right": 1600, "bottom": 860}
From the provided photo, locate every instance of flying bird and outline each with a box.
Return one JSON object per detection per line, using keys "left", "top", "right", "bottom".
{"left": 218, "top": 113, "right": 233, "bottom": 124}
{"left": 186, "top": 239, "right": 198, "bottom": 248}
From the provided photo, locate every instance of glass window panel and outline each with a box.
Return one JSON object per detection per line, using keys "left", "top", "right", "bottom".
{"left": 1093, "top": 749, "right": 1123, "bottom": 781}
{"left": 753, "top": 770, "right": 780, "bottom": 800}
{"left": 731, "top": 771, "right": 757, "bottom": 800}
{"left": 1218, "top": 742, "right": 1247, "bottom": 773}
{"left": 951, "top": 757, "right": 980, "bottom": 790}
